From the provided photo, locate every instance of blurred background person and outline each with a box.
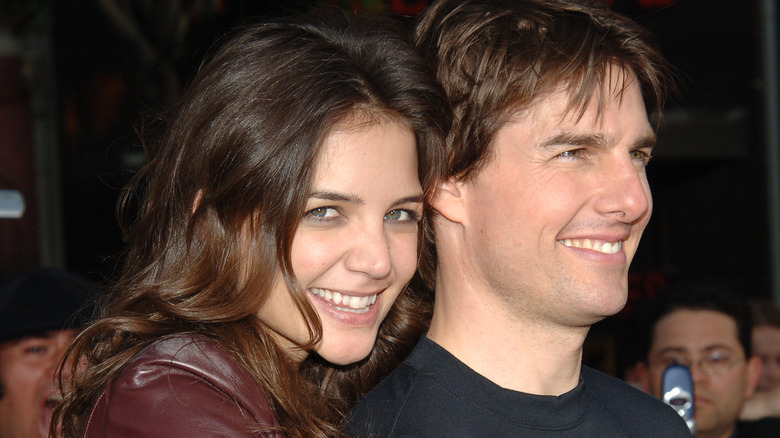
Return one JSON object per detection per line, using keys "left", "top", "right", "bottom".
{"left": 750, "top": 300, "right": 780, "bottom": 393}
{"left": 738, "top": 300, "right": 780, "bottom": 420}
{"left": 635, "top": 280, "right": 780, "bottom": 437}
{"left": 0, "top": 268, "right": 95, "bottom": 438}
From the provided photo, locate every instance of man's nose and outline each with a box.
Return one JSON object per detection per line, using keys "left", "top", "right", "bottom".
{"left": 593, "top": 154, "right": 651, "bottom": 223}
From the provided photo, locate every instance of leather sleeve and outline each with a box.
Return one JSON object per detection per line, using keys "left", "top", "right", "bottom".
{"left": 79, "top": 336, "right": 282, "bottom": 437}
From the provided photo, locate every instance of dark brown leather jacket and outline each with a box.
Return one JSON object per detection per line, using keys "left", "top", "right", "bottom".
{"left": 79, "top": 334, "right": 283, "bottom": 437}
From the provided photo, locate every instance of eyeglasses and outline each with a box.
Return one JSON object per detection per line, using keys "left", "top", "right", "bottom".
{"left": 651, "top": 349, "right": 744, "bottom": 376}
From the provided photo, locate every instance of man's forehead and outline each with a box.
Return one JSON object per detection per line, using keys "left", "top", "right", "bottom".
{"left": 652, "top": 309, "right": 742, "bottom": 350}
{"left": 520, "top": 64, "right": 642, "bottom": 112}
{"left": 1, "top": 329, "right": 76, "bottom": 346}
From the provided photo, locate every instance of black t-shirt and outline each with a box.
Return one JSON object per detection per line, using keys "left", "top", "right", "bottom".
{"left": 733, "top": 418, "right": 780, "bottom": 437}
{"left": 346, "top": 336, "right": 692, "bottom": 437}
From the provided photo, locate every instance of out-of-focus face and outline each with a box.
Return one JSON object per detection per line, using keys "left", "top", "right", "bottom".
{"left": 0, "top": 330, "right": 77, "bottom": 438}
{"left": 752, "top": 324, "right": 780, "bottom": 392}
{"left": 442, "top": 69, "right": 654, "bottom": 327}
{"left": 644, "top": 310, "right": 761, "bottom": 438}
{"left": 258, "top": 118, "right": 422, "bottom": 365}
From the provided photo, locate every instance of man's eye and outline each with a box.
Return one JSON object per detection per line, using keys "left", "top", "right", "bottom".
{"left": 630, "top": 149, "right": 653, "bottom": 163}
{"left": 24, "top": 345, "right": 48, "bottom": 355}
{"left": 558, "top": 149, "right": 585, "bottom": 159}
{"left": 707, "top": 352, "right": 731, "bottom": 364}
{"left": 660, "top": 356, "right": 688, "bottom": 367}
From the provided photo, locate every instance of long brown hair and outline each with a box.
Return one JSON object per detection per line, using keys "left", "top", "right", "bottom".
{"left": 54, "top": 12, "right": 449, "bottom": 438}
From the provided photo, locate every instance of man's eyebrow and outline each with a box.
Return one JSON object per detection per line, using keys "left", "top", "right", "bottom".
{"left": 656, "top": 343, "right": 738, "bottom": 356}
{"left": 538, "top": 132, "right": 608, "bottom": 149}
{"left": 634, "top": 134, "right": 657, "bottom": 150}
{"left": 538, "top": 131, "right": 657, "bottom": 150}
{"left": 700, "top": 344, "right": 740, "bottom": 353}
{"left": 11, "top": 332, "right": 57, "bottom": 344}
{"left": 656, "top": 346, "right": 688, "bottom": 356}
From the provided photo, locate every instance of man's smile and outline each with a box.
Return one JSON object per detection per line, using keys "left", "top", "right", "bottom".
{"left": 557, "top": 238, "right": 623, "bottom": 255}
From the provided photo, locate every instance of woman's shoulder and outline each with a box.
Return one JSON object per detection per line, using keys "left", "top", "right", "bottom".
{"left": 116, "top": 333, "right": 275, "bottom": 413}
{"left": 80, "top": 333, "right": 281, "bottom": 437}
{"left": 128, "top": 333, "right": 245, "bottom": 381}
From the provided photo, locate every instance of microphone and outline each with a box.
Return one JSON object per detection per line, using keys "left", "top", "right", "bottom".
{"left": 662, "top": 364, "right": 695, "bottom": 434}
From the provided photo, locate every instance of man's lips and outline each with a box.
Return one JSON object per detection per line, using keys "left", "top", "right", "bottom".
{"left": 40, "top": 392, "right": 60, "bottom": 438}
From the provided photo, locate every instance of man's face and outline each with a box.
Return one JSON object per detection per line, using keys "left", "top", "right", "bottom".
{"left": 0, "top": 330, "right": 76, "bottom": 438}
{"left": 448, "top": 70, "right": 654, "bottom": 327}
{"left": 752, "top": 324, "right": 780, "bottom": 392}
{"left": 644, "top": 310, "right": 761, "bottom": 438}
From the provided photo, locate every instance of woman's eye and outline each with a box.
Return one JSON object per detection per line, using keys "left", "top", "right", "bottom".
{"left": 385, "top": 209, "right": 416, "bottom": 222}
{"left": 307, "top": 207, "right": 338, "bottom": 219}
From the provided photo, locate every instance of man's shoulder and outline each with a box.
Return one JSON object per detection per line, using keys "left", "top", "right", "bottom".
{"left": 581, "top": 366, "right": 691, "bottom": 435}
{"left": 346, "top": 358, "right": 427, "bottom": 435}
{"left": 581, "top": 365, "right": 669, "bottom": 409}
{"left": 346, "top": 338, "right": 459, "bottom": 437}
{"left": 348, "top": 344, "right": 692, "bottom": 437}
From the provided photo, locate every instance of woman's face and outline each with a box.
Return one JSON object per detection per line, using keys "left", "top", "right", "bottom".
{"left": 257, "top": 118, "right": 422, "bottom": 365}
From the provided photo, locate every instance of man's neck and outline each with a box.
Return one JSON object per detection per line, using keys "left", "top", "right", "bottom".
{"left": 427, "top": 274, "right": 590, "bottom": 396}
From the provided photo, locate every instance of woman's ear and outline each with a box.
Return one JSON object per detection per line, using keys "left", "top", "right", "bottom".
{"left": 431, "top": 177, "right": 467, "bottom": 225}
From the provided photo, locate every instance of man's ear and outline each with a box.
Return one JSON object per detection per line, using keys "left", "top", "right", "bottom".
{"left": 634, "top": 361, "right": 653, "bottom": 395}
{"left": 745, "top": 355, "right": 763, "bottom": 399}
{"left": 431, "top": 177, "right": 467, "bottom": 224}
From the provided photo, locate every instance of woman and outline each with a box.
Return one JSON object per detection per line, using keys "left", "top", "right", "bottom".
{"left": 54, "top": 12, "right": 449, "bottom": 438}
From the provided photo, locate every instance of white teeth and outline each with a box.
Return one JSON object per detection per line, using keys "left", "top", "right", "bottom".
{"left": 310, "top": 288, "right": 377, "bottom": 313}
{"left": 558, "top": 239, "right": 622, "bottom": 255}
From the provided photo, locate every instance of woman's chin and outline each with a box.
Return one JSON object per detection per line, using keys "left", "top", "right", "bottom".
{"left": 316, "top": 341, "right": 373, "bottom": 366}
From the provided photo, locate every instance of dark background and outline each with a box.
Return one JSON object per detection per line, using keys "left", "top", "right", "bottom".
{"left": 1, "top": 0, "right": 778, "bottom": 375}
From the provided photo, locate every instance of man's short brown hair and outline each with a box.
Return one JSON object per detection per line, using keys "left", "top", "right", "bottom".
{"left": 416, "top": 0, "right": 676, "bottom": 181}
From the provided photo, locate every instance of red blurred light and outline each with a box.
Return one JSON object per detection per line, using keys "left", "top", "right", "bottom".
{"left": 390, "top": 0, "right": 427, "bottom": 15}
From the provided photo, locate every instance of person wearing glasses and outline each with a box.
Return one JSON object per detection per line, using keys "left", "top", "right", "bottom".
{"left": 634, "top": 280, "right": 780, "bottom": 438}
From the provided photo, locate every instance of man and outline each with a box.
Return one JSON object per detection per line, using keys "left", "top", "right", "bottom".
{"left": 635, "top": 281, "right": 780, "bottom": 437}
{"left": 738, "top": 301, "right": 780, "bottom": 420}
{"left": 750, "top": 300, "right": 780, "bottom": 393}
{"left": 346, "top": 0, "right": 689, "bottom": 435}
{"left": 0, "top": 268, "right": 95, "bottom": 438}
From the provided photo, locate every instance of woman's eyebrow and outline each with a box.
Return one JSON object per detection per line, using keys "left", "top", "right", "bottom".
{"left": 308, "top": 192, "right": 423, "bottom": 206}
{"left": 393, "top": 195, "right": 424, "bottom": 205}
{"left": 309, "top": 191, "right": 363, "bottom": 204}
